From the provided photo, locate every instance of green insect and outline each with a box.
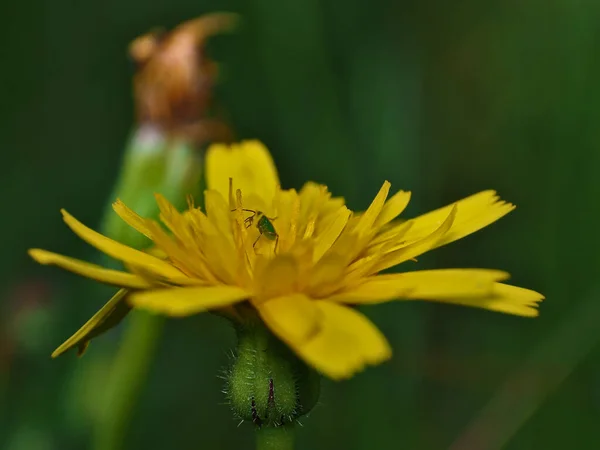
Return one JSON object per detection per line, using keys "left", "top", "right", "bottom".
{"left": 233, "top": 208, "right": 279, "bottom": 252}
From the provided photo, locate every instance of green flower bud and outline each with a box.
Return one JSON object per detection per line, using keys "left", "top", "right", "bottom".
{"left": 101, "top": 125, "right": 203, "bottom": 249}
{"left": 226, "top": 320, "right": 320, "bottom": 428}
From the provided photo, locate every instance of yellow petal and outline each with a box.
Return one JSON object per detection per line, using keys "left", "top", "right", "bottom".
{"left": 201, "top": 189, "right": 240, "bottom": 284}
{"left": 313, "top": 206, "right": 351, "bottom": 262}
{"left": 353, "top": 181, "right": 391, "bottom": 236}
{"left": 124, "top": 263, "right": 206, "bottom": 287}
{"left": 139, "top": 221, "right": 212, "bottom": 281}
{"left": 370, "top": 205, "right": 457, "bottom": 274}
{"left": 373, "top": 190, "right": 411, "bottom": 229}
{"left": 128, "top": 285, "right": 249, "bottom": 317}
{"left": 204, "top": 190, "right": 233, "bottom": 236}
{"left": 297, "top": 302, "right": 391, "bottom": 380}
{"left": 327, "top": 269, "right": 510, "bottom": 303}
{"left": 145, "top": 247, "right": 168, "bottom": 259}
{"left": 438, "top": 202, "right": 514, "bottom": 248}
{"left": 330, "top": 275, "right": 542, "bottom": 317}
{"left": 370, "top": 219, "right": 413, "bottom": 247}
{"left": 153, "top": 193, "right": 197, "bottom": 244}
{"left": 448, "top": 283, "right": 543, "bottom": 317}
{"left": 287, "top": 240, "right": 315, "bottom": 287}
{"left": 308, "top": 254, "right": 347, "bottom": 297}
{"left": 206, "top": 140, "right": 279, "bottom": 204}
{"left": 185, "top": 207, "right": 235, "bottom": 283}
{"left": 112, "top": 199, "right": 154, "bottom": 239}
{"left": 229, "top": 188, "right": 254, "bottom": 287}
{"left": 113, "top": 198, "right": 211, "bottom": 281}
{"left": 51, "top": 289, "right": 130, "bottom": 358}
{"left": 113, "top": 199, "right": 211, "bottom": 281}
{"left": 322, "top": 231, "right": 361, "bottom": 273}
{"left": 257, "top": 294, "right": 321, "bottom": 343}
{"left": 298, "top": 183, "right": 333, "bottom": 239}
{"left": 61, "top": 209, "right": 185, "bottom": 281}
{"left": 319, "top": 195, "right": 347, "bottom": 219}
{"left": 29, "top": 249, "right": 151, "bottom": 289}
{"left": 403, "top": 191, "right": 514, "bottom": 249}
{"left": 259, "top": 296, "right": 390, "bottom": 379}
{"left": 253, "top": 254, "right": 299, "bottom": 300}
{"left": 272, "top": 188, "right": 300, "bottom": 252}
{"left": 154, "top": 193, "right": 181, "bottom": 226}
{"left": 298, "top": 183, "right": 328, "bottom": 221}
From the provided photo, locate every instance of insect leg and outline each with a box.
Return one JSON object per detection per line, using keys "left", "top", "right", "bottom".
{"left": 230, "top": 208, "right": 257, "bottom": 213}
{"left": 252, "top": 232, "right": 263, "bottom": 254}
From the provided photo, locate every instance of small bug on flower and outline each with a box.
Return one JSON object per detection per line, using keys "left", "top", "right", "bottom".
{"left": 233, "top": 208, "right": 279, "bottom": 253}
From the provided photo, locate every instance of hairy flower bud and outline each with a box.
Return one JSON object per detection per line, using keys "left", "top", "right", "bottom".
{"left": 226, "top": 321, "right": 320, "bottom": 428}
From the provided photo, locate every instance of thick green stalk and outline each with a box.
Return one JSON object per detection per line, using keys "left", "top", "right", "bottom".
{"left": 256, "top": 424, "right": 295, "bottom": 450}
{"left": 92, "top": 311, "right": 163, "bottom": 450}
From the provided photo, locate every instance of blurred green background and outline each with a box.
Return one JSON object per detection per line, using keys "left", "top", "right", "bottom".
{"left": 2, "top": 0, "right": 600, "bottom": 449}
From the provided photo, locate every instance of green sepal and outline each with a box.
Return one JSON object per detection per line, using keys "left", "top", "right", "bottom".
{"left": 51, "top": 289, "right": 132, "bottom": 358}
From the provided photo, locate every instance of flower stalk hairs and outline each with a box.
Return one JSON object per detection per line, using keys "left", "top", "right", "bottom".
{"left": 29, "top": 140, "right": 543, "bottom": 445}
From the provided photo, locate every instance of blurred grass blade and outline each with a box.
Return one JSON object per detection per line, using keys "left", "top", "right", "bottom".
{"left": 449, "top": 287, "right": 600, "bottom": 450}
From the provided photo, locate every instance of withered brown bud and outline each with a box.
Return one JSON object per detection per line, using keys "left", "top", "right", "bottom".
{"left": 129, "top": 13, "right": 238, "bottom": 144}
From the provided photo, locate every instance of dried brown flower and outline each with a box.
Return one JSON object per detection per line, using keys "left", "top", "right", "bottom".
{"left": 129, "top": 13, "right": 237, "bottom": 143}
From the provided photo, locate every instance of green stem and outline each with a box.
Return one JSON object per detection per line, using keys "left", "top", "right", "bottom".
{"left": 92, "top": 311, "right": 163, "bottom": 450}
{"left": 256, "top": 424, "right": 295, "bottom": 450}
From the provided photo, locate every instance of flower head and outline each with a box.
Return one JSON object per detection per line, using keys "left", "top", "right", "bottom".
{"left": 29, "top": 141, "right": 543, "bottom": 379}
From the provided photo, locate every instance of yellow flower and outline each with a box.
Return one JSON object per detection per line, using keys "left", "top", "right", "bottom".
{"left": 29, "top": 140, "right": 543, "bottom": 380}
